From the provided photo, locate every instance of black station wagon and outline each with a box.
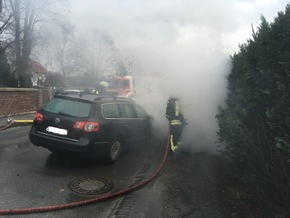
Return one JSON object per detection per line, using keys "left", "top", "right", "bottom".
{"left": 29, "top": 92, "right": 152, "bottom": 162}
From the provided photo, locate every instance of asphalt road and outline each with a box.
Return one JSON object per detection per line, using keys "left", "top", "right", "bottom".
{"left": 0, "top": 126, "right": 231, "bottom": 218}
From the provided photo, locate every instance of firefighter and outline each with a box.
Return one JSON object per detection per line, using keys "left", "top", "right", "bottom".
{"left": 95, "top": 81, "right": 109, "bottom": 95}
{"left": 166, "top": 97, "right": 186, "bottom": 152}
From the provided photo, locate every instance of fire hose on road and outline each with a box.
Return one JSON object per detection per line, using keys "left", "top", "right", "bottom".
{"left": 0, "top": 118, "right": 15, "bottom": 131}
{"left": 0, "top": 127, "right": 171, "bottom": 215}
{"left": 0, "top": 117, "right": 33, "bottom": 131}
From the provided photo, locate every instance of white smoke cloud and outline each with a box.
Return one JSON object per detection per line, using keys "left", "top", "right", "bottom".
{"left": 68, "top": 0, "right": 288, "bottom": 153}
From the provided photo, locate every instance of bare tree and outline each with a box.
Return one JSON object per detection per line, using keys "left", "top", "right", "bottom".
{"left": 39, "top": 26, "right": 122, "bottom": 81}
{"left": 0, "top": 1, "right": 17, "bottom": 54}
{"left": 7, "top": 0, "right": 66, "bottom": 87}
{"left": 84, "top": 28, "right": 120, "bottom": 81}
{"left": 34, "top": 16, "right": 75, "bottom": 76}
{"left": 0, "top": 0, "right": 14, "bottom": 86}
{"left": 9, "top": 0, "right": 43, "bottom": 87}
{"left": 56, "top": 22, "right": 74, "bottom": 76}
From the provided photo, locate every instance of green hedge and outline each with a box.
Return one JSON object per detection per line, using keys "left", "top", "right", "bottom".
{"left": 216, "top": 4, "right": 290, "bottom": 216}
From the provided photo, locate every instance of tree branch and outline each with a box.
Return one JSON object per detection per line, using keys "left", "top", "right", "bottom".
{"left": 0, "top": 13, "right": 13, "bottom": 33}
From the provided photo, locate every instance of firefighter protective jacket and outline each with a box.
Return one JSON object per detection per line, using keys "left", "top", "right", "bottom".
{"left": 166, "top": 98, "right": 186, "bottom": 125}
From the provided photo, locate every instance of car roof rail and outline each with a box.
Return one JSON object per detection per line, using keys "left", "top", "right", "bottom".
{"left": 94, "top": 96, "right": 132, "bottom": 101}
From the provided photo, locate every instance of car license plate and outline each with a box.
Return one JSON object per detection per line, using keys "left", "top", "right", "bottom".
{"left": 46, "top": 126, "right": 68, "bottom": 135}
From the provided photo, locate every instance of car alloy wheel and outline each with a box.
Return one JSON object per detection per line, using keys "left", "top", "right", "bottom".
{"left": 108, "top": 139, "right": 121, "bottom": 163}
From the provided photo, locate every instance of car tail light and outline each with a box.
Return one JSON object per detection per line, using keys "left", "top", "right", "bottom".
{"left": 73, "top": 122, "right": 85, "bottom": 130}
{"left": 35, "top": 112, "right": 44, "bottom": 122}
{"left": 73, "top": 121, "right": 99, "bottom": 132}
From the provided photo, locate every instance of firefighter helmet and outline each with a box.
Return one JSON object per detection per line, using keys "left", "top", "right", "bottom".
{"left": 100, "top": 81, "right": 109, "bottom": 87}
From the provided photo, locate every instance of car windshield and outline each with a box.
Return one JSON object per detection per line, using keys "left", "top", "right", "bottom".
{"left": 42, "top": 97, "right": 92, "bottom": 118}
{"left": 106, "top": 79, "right": 129, "bottom": 89}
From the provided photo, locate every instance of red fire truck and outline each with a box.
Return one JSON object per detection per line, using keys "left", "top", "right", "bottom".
{"left": 105, "top": 76, "right": 134, "bottom": 98}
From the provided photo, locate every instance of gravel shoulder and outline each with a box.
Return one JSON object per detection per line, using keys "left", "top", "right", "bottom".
{"left": 159, "top": 151, "right": 231, "bottom": 218}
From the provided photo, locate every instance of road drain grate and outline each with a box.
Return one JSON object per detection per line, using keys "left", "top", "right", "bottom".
{"left": 68, "top": 177, "right": 114, "bottom": 195}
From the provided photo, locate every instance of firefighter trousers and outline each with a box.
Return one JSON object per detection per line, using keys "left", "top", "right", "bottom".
{"left": 170, "top": 124, "right": 183, "bottom": 152}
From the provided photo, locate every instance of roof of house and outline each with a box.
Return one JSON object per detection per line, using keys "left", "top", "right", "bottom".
{"left": 28, "top": 59, "right": 48, "bottom": 74}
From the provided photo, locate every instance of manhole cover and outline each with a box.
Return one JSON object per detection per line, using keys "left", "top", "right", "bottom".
{"left": 68, "top": 177, "right": 114, "bottom": 195}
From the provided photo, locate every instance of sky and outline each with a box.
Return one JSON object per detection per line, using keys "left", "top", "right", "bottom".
{"left": 69, "top": 0, "right": 289, "bottom": 54}
{"left": 68, "top": 0, "right": 289, "bottom": 153}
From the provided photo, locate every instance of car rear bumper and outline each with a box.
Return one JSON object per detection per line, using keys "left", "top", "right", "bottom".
{"left": 29, "top": 127, "right": 110, "bottom": 154}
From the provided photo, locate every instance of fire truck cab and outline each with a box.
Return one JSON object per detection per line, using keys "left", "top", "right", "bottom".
{"left": 105, "top": 76, "right": 134, "bottom": 98}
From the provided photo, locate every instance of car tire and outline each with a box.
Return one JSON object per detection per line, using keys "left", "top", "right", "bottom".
{"left": 105, "top": 139, "right": 122, "bottom": 163}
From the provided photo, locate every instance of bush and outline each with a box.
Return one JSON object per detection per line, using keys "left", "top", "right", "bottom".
{"left": 216, "top": 4, "right": 290, "bottom": 216}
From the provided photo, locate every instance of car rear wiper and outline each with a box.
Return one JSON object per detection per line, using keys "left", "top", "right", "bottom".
{"left": 58, "top": 111, "right": 73, "bottom": 117}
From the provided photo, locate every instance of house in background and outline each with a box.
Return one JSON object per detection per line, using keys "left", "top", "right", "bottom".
{"left": 28, "top": 59, "right": 49, "bottom": 86}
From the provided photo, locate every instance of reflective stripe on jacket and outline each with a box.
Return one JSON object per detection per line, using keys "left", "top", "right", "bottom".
{"left": 171, "top": 119, "right": 182, "bottom": 125}
{"left": 175, "top": 101, "right": 180, "bottom": 116}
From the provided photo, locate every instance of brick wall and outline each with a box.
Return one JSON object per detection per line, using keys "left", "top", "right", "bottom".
{"left": 0, "top": 87, "right": 53, "bottom": 116}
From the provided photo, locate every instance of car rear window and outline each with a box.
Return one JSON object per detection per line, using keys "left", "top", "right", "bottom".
{"left": 42, "top": 97, "right": 92, "bottom": 118}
